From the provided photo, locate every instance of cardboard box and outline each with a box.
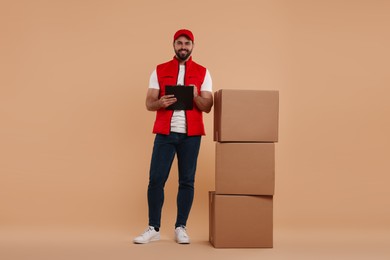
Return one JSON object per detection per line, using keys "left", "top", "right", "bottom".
{"left": 216, "top": 142, "right": 275, "bottom": 195}
{"left": 214, "top": 89, "right": 279, "bottom": 142}
{"left": 209, "top": 191, "right": 273, "bottom": 248}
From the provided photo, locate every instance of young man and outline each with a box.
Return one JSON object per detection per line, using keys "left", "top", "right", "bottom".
{"left": 133, "top": 29, "right": 213, "bottom": 244}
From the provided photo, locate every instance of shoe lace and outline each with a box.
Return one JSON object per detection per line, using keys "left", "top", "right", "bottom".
{"left": 178, "top": 226, "right": 188, "bottom": 237}
{"left": 142, "top": 226, "right": 154, "bottom": 236}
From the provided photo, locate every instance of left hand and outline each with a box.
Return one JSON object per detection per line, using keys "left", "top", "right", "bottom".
{"left": 191, "top": 84, "right": 198, "bottom": 99}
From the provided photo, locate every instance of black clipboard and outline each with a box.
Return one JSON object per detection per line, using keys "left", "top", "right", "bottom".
{"left": 165, "top": 85, "right": 194, "bottom": 110}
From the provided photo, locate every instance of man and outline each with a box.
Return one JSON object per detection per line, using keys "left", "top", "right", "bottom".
{"left": 133, "top": 29, "right": 213, "bottom": 244}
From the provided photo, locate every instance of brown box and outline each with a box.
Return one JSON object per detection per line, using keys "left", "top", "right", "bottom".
{"left": 213, "top": 89, "right": 279, "bottom": 142}
{"left": 216, "top": 142, "right": 275, "bottom": 195}
{"left": 209, "top": 191, "right": 273, "bottom": 248}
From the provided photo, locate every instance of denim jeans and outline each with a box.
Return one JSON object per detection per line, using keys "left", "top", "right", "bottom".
{"left": 147, "top": 133, "right": 201, "bottom": 229}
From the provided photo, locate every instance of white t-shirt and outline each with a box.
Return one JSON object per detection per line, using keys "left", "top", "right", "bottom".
{"left": 149, "top": 65, "right": 212, "bottom": 133}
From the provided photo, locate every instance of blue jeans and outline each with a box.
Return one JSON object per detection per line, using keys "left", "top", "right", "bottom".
{"left": 147, "top": 133, "right": 201, "bottom": 229}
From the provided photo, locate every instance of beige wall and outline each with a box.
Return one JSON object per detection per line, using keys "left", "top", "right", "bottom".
{"left": 1, "top": 0, "right": 389, "bottom": 233}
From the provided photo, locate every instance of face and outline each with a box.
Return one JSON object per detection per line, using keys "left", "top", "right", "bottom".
{"left": 173, "top": 36, "right": 193, "bottom": 62}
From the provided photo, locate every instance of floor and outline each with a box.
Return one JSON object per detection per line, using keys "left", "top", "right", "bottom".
{"left": 1, "top": 227, "right": 389, "bottom": 260}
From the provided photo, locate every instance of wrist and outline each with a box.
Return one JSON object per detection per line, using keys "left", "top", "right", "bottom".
{"left": 157, "top": 99, "right": 163, "bottom": 109}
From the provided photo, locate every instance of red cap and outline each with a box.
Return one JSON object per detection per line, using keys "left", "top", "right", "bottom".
{"left": 173, "top": 29, "right": 194, "bottom": 42}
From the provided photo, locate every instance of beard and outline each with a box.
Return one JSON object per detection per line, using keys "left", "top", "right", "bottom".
{"left": 175, "top": 48, "right": 192, "bottom": 61}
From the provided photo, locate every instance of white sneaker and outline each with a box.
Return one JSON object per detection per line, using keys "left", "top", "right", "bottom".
{"left": 175, "top": 226, "right": 190, "bottom": 244}
{"left": 133, "top": 226, "right": 160, "bottom": 244}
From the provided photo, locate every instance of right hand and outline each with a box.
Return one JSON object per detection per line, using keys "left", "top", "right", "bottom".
{"left": 159, "top": 94, "right": 177, "bottom": 108}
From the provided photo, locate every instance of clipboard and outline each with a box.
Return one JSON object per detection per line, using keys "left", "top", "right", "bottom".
{"left": 165, "top": 85, "right": 194, "bottom": 110}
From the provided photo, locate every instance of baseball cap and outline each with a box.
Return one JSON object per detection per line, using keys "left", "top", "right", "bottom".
{"left": 173, "top": 29, "right": 194, "bottom": 42}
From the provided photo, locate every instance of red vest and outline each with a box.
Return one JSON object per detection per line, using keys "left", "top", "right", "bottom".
{"left": 152, "top": 56, "right": 207, "bottom": 136}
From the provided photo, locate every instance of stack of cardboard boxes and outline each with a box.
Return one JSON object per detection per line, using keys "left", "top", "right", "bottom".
{"left": 209, "top": 89, "right": 279, "bottom": 248}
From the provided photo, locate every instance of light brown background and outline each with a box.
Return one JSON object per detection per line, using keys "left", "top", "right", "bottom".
{"left": 1, "top": 0, "right": 390, "bottom": 251}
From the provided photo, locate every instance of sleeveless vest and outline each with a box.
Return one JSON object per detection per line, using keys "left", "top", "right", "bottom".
{"left": 153, "top": 56, "right": 207, "bottom": 136}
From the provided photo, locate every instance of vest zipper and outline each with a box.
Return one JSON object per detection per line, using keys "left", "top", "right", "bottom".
{"left": 183, "top": 62, "right": 189, "bottom": 134}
